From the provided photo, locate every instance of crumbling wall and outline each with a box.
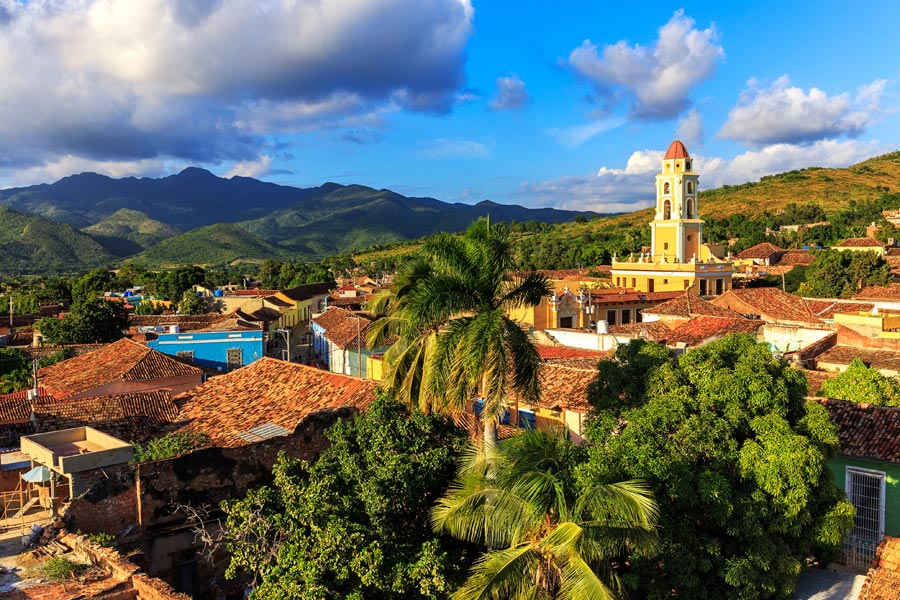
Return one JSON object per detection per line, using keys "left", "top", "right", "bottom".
{"left": 66, "top": 464, "right": 136, "bottom": 534}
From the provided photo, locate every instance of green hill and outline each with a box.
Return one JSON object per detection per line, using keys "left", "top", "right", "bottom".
{"left": 133, "top": 223, "right": 290, "bottom": 267}
{"left": 82, "top": 208, "right": 181, "bottom": 256}
{"left": 0, "top": 206, "right": 115, "bottom": 274}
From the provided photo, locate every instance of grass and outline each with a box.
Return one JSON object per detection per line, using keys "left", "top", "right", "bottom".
{"left": 40, "top": 556, "right": 90, "bottom": 581}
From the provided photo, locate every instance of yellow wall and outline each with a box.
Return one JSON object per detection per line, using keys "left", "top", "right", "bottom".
{"left": 367, "top": 355, "right": 384, "bottom": 381}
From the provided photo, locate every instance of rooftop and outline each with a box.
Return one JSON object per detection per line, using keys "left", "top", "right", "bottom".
{"left": 859, "top": 536, "right": 900, "bottom": 599}
{"left": 313, "top": 306, "right": 376, "bottom": 349}
{"left": 664, "top": 139, "right": 690, "bottom": 160}
{"left": 736, "top": 242, "right": 785, "bottom": 260}
{"left": 38, "top": 338, "right": 203, "bottom": 399}
{"left": 713, "top": 287, "right": 822, "bottom": 325}
{"left": 855, "top": 284, "right": 900, "bottom": 301}
{"left": 834, "top": 237, "right": 884, "bottom": 248}
{"left": 536, "top": 358, "right": 601, "bottom": 413}
{"left": 643, "top": 292, "right": 744, "bottom": 319}
{"left": 173, "top": 357, "right": 378, "bottom": 447}
{"left": 663, "top": 316, "right": 762, "bottom": 347}
{"left": 816, "top": 399, "right": 900, "bottom": 463}
{"left": 816, "top": 345, "right": 900, "bottom": 373}
{"left": 608, "top": 320, "right": 672, "bottom": 342}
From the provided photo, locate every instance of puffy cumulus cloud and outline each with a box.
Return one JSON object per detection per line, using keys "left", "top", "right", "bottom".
{"left": 718, "top": 76, "right": 882, "bottom": 146}
{"left": 0, "top": 0, "right": 473, "bottom": 174}
{"left": 516, "top": 140, "right": 883, "bottom": 212}
{"left": 490, "top": 74, "right": 530, "bottom": 111}
{"left": 568, "top": 10, "right": 723, "bottom": 120}
{"left": 224, "top": 155, "right": 273, "bottom": 179}
{"left": 417, "top": 138, "right": 491, "bottom": 159}
{"left": 676, "top": 109, "right": 704, "bottom": 149}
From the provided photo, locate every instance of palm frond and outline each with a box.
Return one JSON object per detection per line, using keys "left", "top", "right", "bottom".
{"left": 451, "top": 542, "right": 539, "bottom": 600}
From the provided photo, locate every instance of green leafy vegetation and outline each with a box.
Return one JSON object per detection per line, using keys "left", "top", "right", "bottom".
{"left": 36, "top": 297, "right": 127, "bottom": 344}
{"left": 819, "top": 357, "right": 900, "bottom": 405}
{"left": 581, "top": 335, "right": 854, "bottom": 599}
{"left": 798, "top": 249, "right": 891, "bottom": 298}
{"left": 131, "top": 432, "right": 211, "bottom": 465}
{"left": 223, "top": 396, "right": 471, "bottom": 600}
{"left": 40, "top": 556, "right": 90, "bottom": 581}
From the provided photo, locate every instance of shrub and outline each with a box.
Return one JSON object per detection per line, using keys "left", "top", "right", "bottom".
{"left": 41, "top": 556, "right": 89, "bottom": 581}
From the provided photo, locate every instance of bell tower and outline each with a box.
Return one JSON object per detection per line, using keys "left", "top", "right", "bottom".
{"left": 651, "top": 140, "right": 701, "bottom": 263}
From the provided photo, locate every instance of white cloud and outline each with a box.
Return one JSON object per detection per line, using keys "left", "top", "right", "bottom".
{"left": 718, "top": 76, "right": 880, "bottom": 146}
{"left": 490, "top": 74, "right": 530, "bottom": 111}
{"left": 567, "top": 10, "right": 723, "bottom": 119}
{"left": 417, "top": 138, "right": 491, "bottom": 159}
{"left": 8, "top": 156, "right": 169, "bottom": 187}
{"left": 224, "top": 155, "right": 273, "bottom": 179}
{"left": 544, "top": 118, "right": 626, "bottom": 148}
{"left": 516, "top": 139, "right": 884, "bottom": 212}
{"left": 0, "top": 0, "right": 474, "bottom": 174}
{"left": 676, "top": 109, "right": 704, "bottom": 149}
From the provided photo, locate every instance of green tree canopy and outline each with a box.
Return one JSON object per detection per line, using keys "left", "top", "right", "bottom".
{"left": 178, "top": 290, "right": 207, "bottom": 315}
{"left": 36, "top": 297, "right": 127, "bottom": 344}
{"left": 433, "top": 429, "right": 658, "bottom": 600}
{"left": 223, "top": 397, "right": 471, "bottom": 600}
{"left": 798, "top": 249, "right": 891, "bottom": 298}
{"left": 818, "top": 357, "right": 900, "bottom": 405}
{"left": 72, "top": 267, "right": 117, "bottom": 302}
{"left": 580, "top": 334, "right": 854, "bottom": 599}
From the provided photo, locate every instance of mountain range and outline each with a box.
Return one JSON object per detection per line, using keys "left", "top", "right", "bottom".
{"left": 0, "top": 169, "right": 596, "bottom": 272}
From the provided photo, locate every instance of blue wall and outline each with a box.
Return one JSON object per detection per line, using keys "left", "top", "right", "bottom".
{"left": 148, "top": 330, "right": 265, "bottom": 372}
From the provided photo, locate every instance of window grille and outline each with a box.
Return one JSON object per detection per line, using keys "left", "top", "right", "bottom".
{"left": 176, "top": 351, "right": 194, "bottom": 361}
{"left": 226, "top": 348, "right": 243, "bottom": 371}
{"left": 844, "top": 467, "right": 886, "bottom": 568}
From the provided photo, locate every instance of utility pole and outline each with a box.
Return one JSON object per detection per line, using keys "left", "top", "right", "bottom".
{"left": 356, "top": 314, "right": 362, "bottom": 377}
{"left": 275, "top": 328, "right": 291, "bottom": 362}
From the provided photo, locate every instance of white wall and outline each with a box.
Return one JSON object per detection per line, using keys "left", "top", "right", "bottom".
{"left": 760, "top": 323, "right": 832, "bottom": 353}
{"left": 545, "top": 329, "right": 618, "bottom": 352}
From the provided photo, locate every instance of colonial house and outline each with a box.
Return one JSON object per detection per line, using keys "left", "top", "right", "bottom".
{"left": 142, "top": 313, "right": 265, "bottom": 372}
{"left": 311, "top": 307, "right": 378, "bottom": 378}
{"left": 38, "top": 338, "right": 204, "bottom": 400}
{"left": 833, "top": 237, "right": 887, "bottom": 257}
{"left": 735, "top": 242, "right": 786, "bottom": 267}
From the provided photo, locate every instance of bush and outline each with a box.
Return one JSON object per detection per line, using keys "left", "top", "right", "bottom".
{"left": 131, "top": 432, "right": 211, "bottom": 466}
{"left": 41, "top": 556, "right": 89, "bottom": 581}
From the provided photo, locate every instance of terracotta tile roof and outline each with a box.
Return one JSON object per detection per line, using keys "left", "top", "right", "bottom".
{"left": 536, "top": 345, "right": 608, "bottom": 359}
{"left": 643, "top": 293, "right": 744, "bottom": 319}
{"left": 173, "top": 357, "right": 378, "bottom": 447}
{"left": 855, "top": 284, "right": 900, "bottom": 301}
{"left": 859, "top": 536, "right": 900, "bottom": 599}
{"left": 803, "top": 370, "right": 836, "bottom": 396}
{"left": 326, "top": 295, "right": 371, "bottom": 308}
{"left": 663, "top": 316, "right": 762, "bottom": 346}
{"left": 816, "top": 346, "right": 900, "bottom": 374}
{"left": 713, "top": 288, "right": 821, "bottom": 324}
{"left": 537, "top": 358, "right": 599, "bottom": 413}
{"left": 536, "top": 268, "right": 605, "bottom": 280}
{"left": 31, "top": 391, "right": 179, "bottom": 443}
{"left": 247, "top": 307, "right": 283, "bottom": 322}
{"left": 835, "top": 237, "right": 884, "bottom": 248}
{"left": 263, "top": 295, "right": 293, "bottom": 308}
{"left": 608, "top": 321, "right": 672, "bottom": 341}
{"left": 38, "top": 338, "right": 203, "bottom": 399}
{"left": 815, "top": 399, "right": 900, "bottom": 463}
{"left": 313, "top": 307, "right": 375, "bottom": 349}
{"left": 232, "top": 289, "right": 280, "bottom": 296}
{"left": 128, "top": 313, "right": 233, "bottom": 332}
{"left": 588, "top": 290, "right": 683, "bottom": 305}
{"left": 280, "top": 282, "right": 332, "bottom": 302}
{"left": 0, "top": 392, "right": 40, "bottom": 425}
{"left": 805, "top": 300, "right": 875, "bottom": 319}
{"left": 775, "top": 249, "right": 815, "bottom": 266}
{"left": 736, "top": 242, "right": 785, "bottom": 259}
{"left": 22, "top": 344, "right": 107, "bottom": 359}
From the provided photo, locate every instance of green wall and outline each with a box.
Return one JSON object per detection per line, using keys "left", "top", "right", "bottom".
{"left": 829, "top": 455, "right": 900, "bottom": 537}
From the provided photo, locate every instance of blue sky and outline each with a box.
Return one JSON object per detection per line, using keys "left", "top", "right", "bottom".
{"left": 0, "top": 0, "right": 897, "bottom": 214}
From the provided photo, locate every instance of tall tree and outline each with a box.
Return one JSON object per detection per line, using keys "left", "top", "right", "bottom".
{"left": 36, "top": 297, "right": 127, "bottom": 344}
{"left": 372, "top": 220, "right": 550, "bottom": 441}
{"left": 818, "top": 357, "right": 900, "bottom": 405}
{"left": 581, "top": 334, "right": 854, "bottom": 599}
{"left": 433, "top": 429, "right": 658, "bottom": 600}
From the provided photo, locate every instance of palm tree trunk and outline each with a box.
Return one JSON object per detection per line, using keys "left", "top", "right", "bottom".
{"left": 483, "top": 418, "right": 498, "bottom": 452}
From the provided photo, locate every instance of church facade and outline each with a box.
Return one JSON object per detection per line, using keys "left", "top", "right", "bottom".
{"left": 610, "top": 140, "right": 733, "bottom": 297}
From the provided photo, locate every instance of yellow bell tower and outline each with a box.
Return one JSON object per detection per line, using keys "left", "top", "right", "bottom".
{"left": 651, "top": 140, "right": 701, "bottom": 262}
{"left": 610, "top": 140, "right": 733, "bottom": 297}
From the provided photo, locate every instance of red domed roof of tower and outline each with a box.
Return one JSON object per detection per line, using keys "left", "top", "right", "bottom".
{"left": 664, "top": 140, "right": 690, "bottom": 159}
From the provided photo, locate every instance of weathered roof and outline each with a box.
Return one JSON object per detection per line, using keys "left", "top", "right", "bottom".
{"left": 663, "top": 316, "right": 762, "bottom": 346}
{"left": 859, "top": 536, "right": 900, "bottom": 599}
{"left": 805, "top": 300, "right": 875, "bottom": 319}
{"left": 32, "top": 391, "right": 179, "bottom": 443}
{"left": 803, "top": 370, "right": 836, "bottom": 397}
{"left": 643, "top": 293, "right": 744, "bottom": 319}
{"left": 589, "top": 290, "right": 684, "bottom": 305}
{"left": 736, "top": 242, "right": 785, "bottom": 259}
{"left": 608, "top": 321, "right": 672, "bottom": 341}
{"left": 38, "top": 338, "right": 203, "bottom": 399}
{"left": 855, "top": 284, "right": 900, "bottom": 301}
{"left": 816, "top": 346, "right": 900, "bottom": 374}
{"left": 536, "top": 346, "right": 608, "bottom": 360}
{"left": 834, "top": 237, "right": 884, "bottom": 248}
{"left": 263, "top": 295, "right": 293, "bottom": 308}
{"left": 537, "top": 358, "right": 600, "bottom": 413}
{"left": 280, "top": 282, "right": 332, "bottom": 302}
{"left": 776, "top": 250, "right": 815, "bottom": 266}
{"left": 713, "top": 288, "right": 821, "bottom": 324}
{"left": 173, "top": 357, "right": 378, "bottom": 447}
{"left": 816, "top": 399, "right": 900, "bottom": 463}
{"left": 128, "top": 313, "right": 234, "bottom": 332}
{"left": 313, "top": 307, "right": 375, "bottom": 349}
{"left": 664, "top": 139, "right": 690, "bottom": 159}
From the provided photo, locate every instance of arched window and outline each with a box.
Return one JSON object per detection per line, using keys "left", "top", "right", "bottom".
{"left": 686, "top": 198, "right": 694, "bottom": 218}
{"left": 687, "top": 181, "right": 693, "bottom": 194}
{"left": 685, "top": 160, "right": 692, "bottom": 171}
{"left": 663, "top": 199, "right": 671, "bottom": 220}
{"left": 663, "top": 182, "right": 670, "bottom": 194}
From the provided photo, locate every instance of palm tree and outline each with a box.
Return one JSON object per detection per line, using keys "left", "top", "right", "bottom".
{"left": 369, "top": 220, "right": 550, "bottom": 440}
{"left": 432, "top": 430, "right": 658, "bottom": 600}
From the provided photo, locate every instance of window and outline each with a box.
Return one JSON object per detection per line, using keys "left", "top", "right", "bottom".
{"left": 176, "top": 351, "right": 194, "bottom": 361}
{"left": 686, "top": 160, "right": 692, "bottom": 171}
{"left": 845, "top": 467, "right": 886, "bottom": 567}
{"left": 716, "top": 278, "right": 724, "bottom": 295}
{"left": 518, "top": 409, "right": 536, "bottom": 429}
{"left": 621, "top": 310, "right": 631, "bottom": 325}
{"left": 699, "top": 279, "right": 708, "bottom": 296}
{"left": 226, "top": 348, "right": 243, "bottom": 371}
{"left": 648, "top": 278, "right": 655, "bottom": 292}
{"left": 663, "top": 182, "right": 670, "bottom": 195}
{"left": 686, "top": 198, "right": 694, "bottom": 218}
{"left": 631, "top": 278, "right": 636, "bottom": 288}
{"left": 606, "top": 309, "right": 617, "bottom": 326}
{"left": 558, "top": 315, "right": 573, "bottom": 328}
{"left": 663, "top": 199, "right": 671, "bottom": 220}
{"left": 664, "top": 242, "right": 669, "bottom": 250}
{"left": 687, "top": 181, "right": 693, "bottom": 193}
